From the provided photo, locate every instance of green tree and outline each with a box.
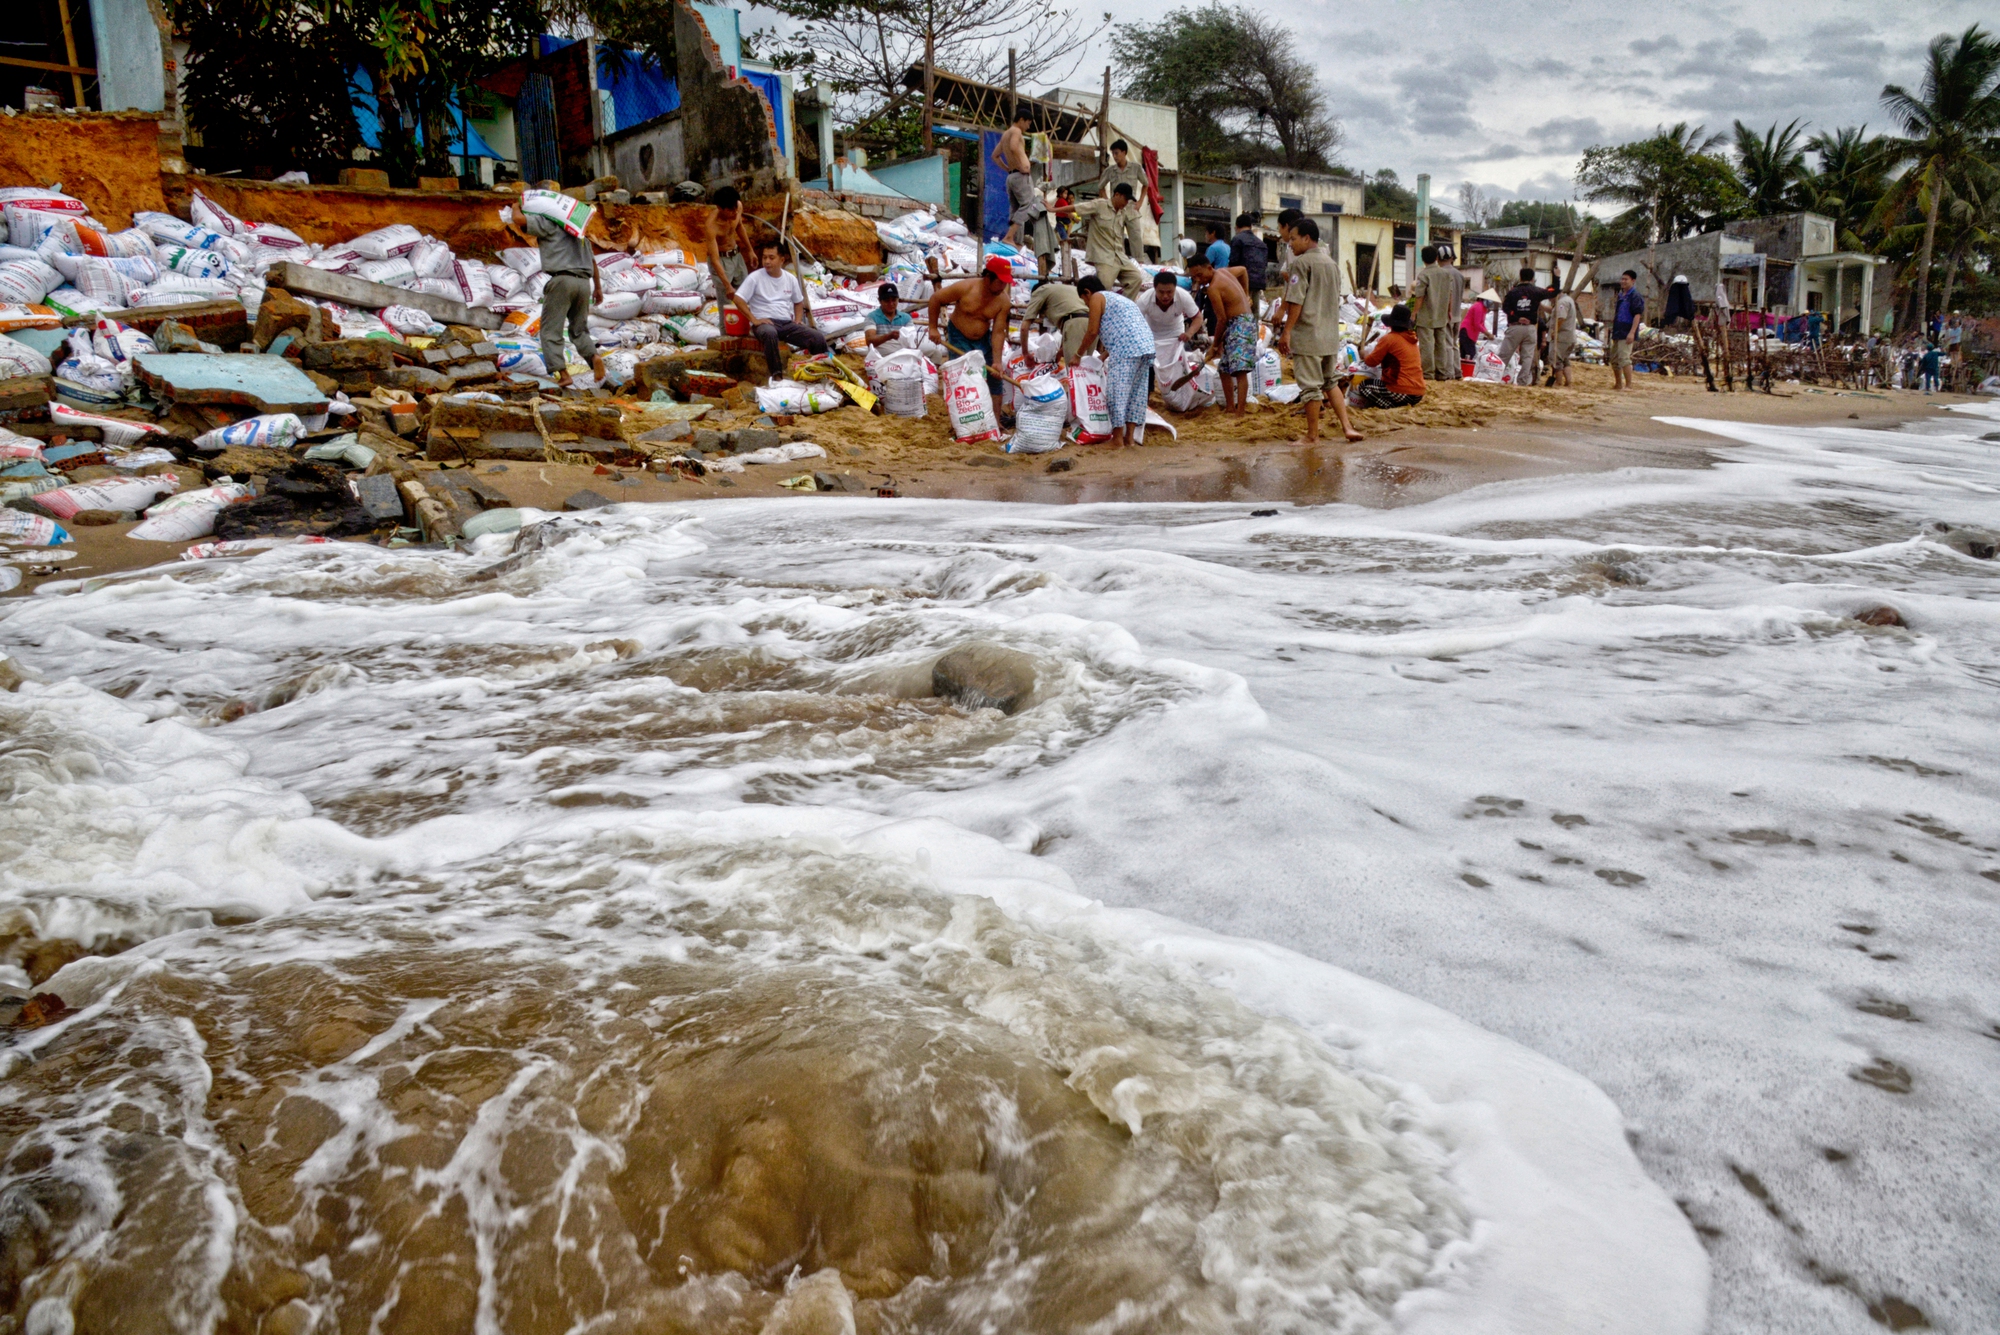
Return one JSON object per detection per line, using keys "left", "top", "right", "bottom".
{"left": 1492, "top": 199, "right": 1583, "bottom": 238}
{"left": 1875, "top": 24, "right": 2000, "bottom": 333}
{"left": 1732, "top": 118, "right": 1809, "bottom": 215}
{"left": 1363, "top": 170, "right": 1450, "bottom": 227}
{"left": 1802, "top": 126, "right": 1891, "bottom": 247}
{"left": 1575, "top": 123, "right": 1745, "bottom": 246}
{"left": 1111, "top": 3, "right": 1343, "bottom": 173}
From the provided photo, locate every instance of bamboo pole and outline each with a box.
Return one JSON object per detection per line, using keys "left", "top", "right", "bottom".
{"left": 57, "top": 0, "right": 86, "bottom": 107}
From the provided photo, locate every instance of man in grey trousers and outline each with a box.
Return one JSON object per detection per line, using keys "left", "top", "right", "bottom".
{"left": 504, "top": 181, "right": 605, "bottom": 387}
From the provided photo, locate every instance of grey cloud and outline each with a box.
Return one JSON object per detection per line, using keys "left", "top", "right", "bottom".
{"left": 1529, "top": 116, "right": 1607, "bottom": 151}
{"left": 1630, "top": 35, "right": 1682, "bottom": 56}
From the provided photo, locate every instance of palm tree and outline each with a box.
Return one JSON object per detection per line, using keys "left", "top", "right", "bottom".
{"left": 1576, "top": 122, "right": 1738, "bottom": 244}
{"left": 1803, "top": 126, "right": 1890, "bottom": 247}
{"left": 1876, "top": 24, "right": 2000, "bottom": 334}
{"left": 1734, "top": 119, "right": 1809, "bottom": 215}
{"left": 1934, "top": 160, "right": 2000, "bottom": 318}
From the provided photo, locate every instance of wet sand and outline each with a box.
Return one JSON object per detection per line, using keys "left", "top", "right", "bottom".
{"left": 9, "top": 366, "right": 1979, "bottom": 596}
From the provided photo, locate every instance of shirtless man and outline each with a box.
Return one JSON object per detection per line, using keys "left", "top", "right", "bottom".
{"left": 701, "top": 185, "right": 760, "bottom": 308}
{"left": 1186, "top": 252, "right": 1253, "bottom": 415}
{"left": 928, "top": 254, "right": 1016, "bottom": 394}
{"left": 991, "top": 108, "right": 1042, "bottom": 252}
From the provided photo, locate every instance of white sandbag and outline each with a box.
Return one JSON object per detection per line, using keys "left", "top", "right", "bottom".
{"left": 604, "top": 266, "right": 658, "bottom": 294}
{"left": 193, "top": 413, "right": 305, "bottom": 451}
{"left": 753, "top": 380, "right": 844, "bottom": 415}
{"left": 53, "top": 253, "right": 158, "bottom": 304}
{"left": 51, "top": 403, "right": 166, "bottom": 447}
{"left": 30, "top": 474, "right": 179, "bottom": 520}
{"left": 0, "top": 335, "right": 51, "bottom": 378}
{"left": 347, "top": 224, "right": 425, "bottom": 260}
{"left": 874, "top": 348, "right": 929, "bottom": 418}
{"left": 500, "top": 247, "right": 543, "bottom": 276}
{"left": 100, "top": 228, "right": 159, "bottom": 259}
{"left": 941, "top": 351, "right": 1002, "bottom": 443}
{"left": 308, "top": 246, "right": 365, "bottom": 273}
{"left": 4, "top": 201, "right": 82, "bottom": 250}
{"left": 0, "top": 429, "right": 42, "bottom": 459}
{"left": 640, "top": 291, "right": 704, "bottom": 316}
{"left": 652, "top": 266, "right": 702, "bottom": 293}
{"left": 485, "top": 264, "right": 525, "bottom": 298}
{"left": 92, "top": 317, "right": 155, "bottom": 368}
{"left": 1026, "top": 330, "right": 1062, "bottom": 364}
{"left": 0, "top": 259, "right": 62, "bottom": 305}
{"left": 356, "top": 256, "right": 418, "bottom": 288}
{"left": 0, "top": 511, "right": 70, "bottom": 546}
{"left": 57, "top": 327, "right": 126, "bottom": 395}
{"left": 662, "top": 315, "right": 718, "bottom": 345}
{"left": 0, "top": 303, "right": 61, "bottom": 333}
{"left": 592, "top": 292, "right": 643, "bottom": 322}
{"left": 1004, "top": 372, "right": 1068, "bottom": 453}
{"left": 125, "top": 278, "right": 232, "bottom": 306}
{"left": 494, "top": 348, "right": 548, "bottom": 377}
{"left": 381, "top": 305, "right": 440, "bottom": 335}
{"left": 38, "top": 286, "right": 107, "bottom": 320}
{"left": 520, "top": 190, "right": 594, "bottom": 238}
{"left": 156, "top": 245, "right": 230, "bottom": 281}
{"left": 1162, "top": 359, "right": 1220, "bottom": 414}
{"left": 1065, "top": 355, "right": 1113, "bottom": 444}
{"left": 188, "top": 189, "right": 248, "bottom": 236}
{"left": 408, "top": 238, "right": 456, "bottom": 279}
{"left": 1252, "top": 347, "right": 1283, "bottom": 397}
{"left": 443, "top": 259, "right": 495, "bottom": 307}
{"left": 734, "top": 442, "right": 828, "bottom": 467}
{"left": 109, "top": 446, "right": 177, "bottom": 470}
{"left": 242, "top": 222, "right": 307, "bottom": 251}
{"left": 127, "top": 482, "right": 252, "bottom": 542}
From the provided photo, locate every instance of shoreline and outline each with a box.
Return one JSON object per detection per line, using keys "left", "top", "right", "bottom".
{"left": 6, "top": 367, "right": 1982, "bottom": 596}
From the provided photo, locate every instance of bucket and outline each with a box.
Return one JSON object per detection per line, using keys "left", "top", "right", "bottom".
{"left": 1460, "top": 359, "right": 1474, "bottom": 378}
{"left": 721, "top": 304, "right": 751, "bottom": 337}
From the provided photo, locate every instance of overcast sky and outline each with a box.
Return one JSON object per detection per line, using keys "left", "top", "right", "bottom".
{"left": 749, "top": 0, "right": 1993, "bottom": 219}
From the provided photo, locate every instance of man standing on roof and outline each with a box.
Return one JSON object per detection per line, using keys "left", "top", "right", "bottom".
{"left": 928, "top": 254, "right": 1016, "bottom": 396}
{"left": 1098, "top": 140, "right": 1149, "bottom": 258}
{"left": 701, "top": 185, "right": 760, "bottom": 310}
{"left": 501, "top": 180, "right": 605, "bottom": 388}
{"left": 1073, "top": 184, "right": 1145, "bottom": 298}
{"left": 992, "top": 108, "right": 1042, "bottom": 253}
{"left": 1406, "top": 245, "right": 1464, "bottom": 381}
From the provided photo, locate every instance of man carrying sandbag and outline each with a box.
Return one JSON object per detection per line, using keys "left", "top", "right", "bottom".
{"left": 500, "top": 181, "right": 604, "bottom": 387}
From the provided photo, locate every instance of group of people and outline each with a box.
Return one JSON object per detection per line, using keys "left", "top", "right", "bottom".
{"left": 1405, "top": 247, "right": 1640, "bottom": 391}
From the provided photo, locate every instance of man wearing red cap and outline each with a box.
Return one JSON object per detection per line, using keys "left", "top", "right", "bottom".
{"left": 927, "top": 255, "right": 1017, "bottom": 395}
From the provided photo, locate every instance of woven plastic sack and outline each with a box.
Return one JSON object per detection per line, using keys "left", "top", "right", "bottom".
{"left": 500, "top": 247, "right": 543, "bottom": 276}
{"left": 591, "top": 292, "right": 643, "bottom": 322}
{"left": 1161, "top": 353, "right": 1219, "bottom": 413}
{"left": 157, "top": 246, "right": 231, "bottom": 281}
{"left": 31, "top": 474, "right": 178, "bottom": 520}
{"left": 1065, "top": 355, "right": 1113, "bottom": 443}
{"left": 128, "top": 482, "right": 252, "bottom": 542}
{"left": 356, "top": 256, "right": 418, "bottom": 288}
{"left": 874, "top": 349, "right": 929, "bottom": 418}
{"left": 0, "top": 260, "right": 61, "bottom": 305}
{"left": 188, "top": 189, "right": 248, "bottom": 236}
{"left": 381, "top": 305, "right": 440, "bottom": 335}
{"left": 0, "top": 336, "right": 51, "bottom": 379}
{"left": 495, "top": 348, "right": 548, "bottom": 377}
{"left": 941, "top": 350, "right": 1001, "bottom": 443}
{"left": 1004, "top": 373, "right": 1068, "bottom": 453}
{"left": 347, "top": 224, "right": 424, "bottom": 260}
{"left": 51, "top": 403, "right": 166, "bottom": 447}
{"left": 408, "top": 239, "right": 456, "bottom": 280}
{"left": 521, "top": 190, "right": 594, "bottom": 238}
{"left": 1252, "top": 347, "right": 1283, "bottom": 397}
{"left": 93, "top": 317, "right": 155, "bottom": 368}
{"left": 0, "top": 511, "right": 70, "bottom": 546}
{"left": 193, "top": 413, "right": 305, "bottom": 452}
{"left": 0, "top": 304, "right": 61, "bottom": 333}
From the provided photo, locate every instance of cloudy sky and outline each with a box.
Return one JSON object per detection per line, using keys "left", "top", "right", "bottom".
{"left": 1094, "top": 0, "right": 1994, "bottom": 214}
{"left": 749, "top": 0, "right": 1993, "bottom": 219}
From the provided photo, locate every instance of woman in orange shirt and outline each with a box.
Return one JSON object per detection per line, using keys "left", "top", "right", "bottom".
{"left": 1350, "top": 304, "right": 1426, "bottom": 409}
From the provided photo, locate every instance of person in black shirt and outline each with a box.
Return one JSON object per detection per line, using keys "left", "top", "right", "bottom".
{"left": 1229, "top": 212, "right": 1269, "bottom": 325}
{"left": 1497, "top": 266, "right": 1555, "bottom": 387}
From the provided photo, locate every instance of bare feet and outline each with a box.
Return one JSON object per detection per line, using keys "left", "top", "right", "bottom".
{"left": 1344, "top": 429, "right": 1364, "bottom": 443}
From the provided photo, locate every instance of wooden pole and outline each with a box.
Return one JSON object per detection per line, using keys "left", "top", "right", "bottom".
{"left": 57, "top": 0, "right": 86, "bottom": 107}
{"left": 1008, "top": 48, "right": 1017, "bottom": 123}
{"left": 1098, "top": 67, "right": 1111, "bottom": 171}
{"left": 922, "top": 25, "right": 936, "bottom": 154}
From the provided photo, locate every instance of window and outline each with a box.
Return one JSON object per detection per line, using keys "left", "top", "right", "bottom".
{"left": 1321, "top": 201, "right": 1341, "bottom": 214}
{"left": 1279, "top": 195, "right": 1303, "bottom": 211}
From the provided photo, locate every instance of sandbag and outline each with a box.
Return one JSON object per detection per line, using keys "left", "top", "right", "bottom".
{"left": 0, "top": 335, "right": 51, "bottom": 379}
{"left": 592, "top": 292, "right": 643, "bottom": 322}
{"left": 521, "top": 190, "right": 594, "bottom": 238}
{"left": 381, "top": 305, "right": 441, "bottom": 335}
{"left": 188, "top": 189, "right": 248, "bottom": 236}
{"left": 155, "top": 244, "right": 231, "bottom": 281}
{"left": 31, "top": 473, "right": 179, "bottom": 520}
{"left": 1253, "top": 347, "right": 1283, "bottom": 397}
{"left": 128, "top": 482, "right": 252, "bottom": 542}
{"left": 92, "top": 317, "right": 155, "bottom": 370}
{"left": 193, "top": 413, "right": 306, "bottom": 451}
{"left": 1065, "top": 356, "right": 1113, "bottom": 443}
{"left": 1004, "top": 373, "right": 1068, "bottom": 454}
{"left": 1161, "top": 356, "right": 1220, "bottom": 414}
{"left": 753, "top": 379, "right": 845, "bottom": 415}
{"left": 0, "top": 511, "right": 70, "bottom": 546}
{"left": 51, "top": 403, "right": 166, "bottom": 447}
{"left": 500, "top": 247, "right": 543, "bottom": 276}
{"left": 641, "top": 291, "right": 704, "bottom": 316}
{"left": 494, "top": 348, "right": 548, "bottom": 377}
{"left": 0, "top": 259, "right": 62, "bottom": 305}
{"left": 941, "top": 351, "right": 1002, "bottom": 443}
{"left": 0, "top": 303, "right": 61, "bottom": 333}
{"left": 874, "top": 348, "right": 929, "bottom": 418}
{"left": 409, "top": 238, "right": 456, "bottom": 280}
{"left": 347, "top": 224, "right": 425, "bottom": 260}
{"left": 356, "top": 256, "right": 418, "bottom": 288}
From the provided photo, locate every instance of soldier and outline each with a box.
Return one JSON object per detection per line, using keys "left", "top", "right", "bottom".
{"left": 1407, "top": 245, "right": 1465, "bottom": 381}
{"left": 1071, "top": 183, "right": 1146, "bottom": 298}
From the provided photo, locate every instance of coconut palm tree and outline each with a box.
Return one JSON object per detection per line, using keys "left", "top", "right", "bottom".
{"left": 1803, "top": 126, "right": 1891, "bottom": 248}
{"left": 1733, "top": 119, "right": 1809, "bottom": 216}
{"left": 1876, "top": 24, "right": 2000, "bottom": 334}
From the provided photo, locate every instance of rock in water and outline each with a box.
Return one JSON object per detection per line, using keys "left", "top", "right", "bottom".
{"left": 1933, "top": 523, "right": 1997, "bottom": 560}
{"left": 932, "top": 642, "right": 1037, "bottom": 715}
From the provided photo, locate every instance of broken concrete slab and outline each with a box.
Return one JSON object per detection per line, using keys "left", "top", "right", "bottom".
{"left": 94, "top": 300, "right": 252, "bottom": 350}
{"left": 133, "top": 353, "right": 331, "bottom": 415}
{"left": 563, "top": 489, "right": 615, "bottom": 511}
{"left": 637, "top": 421, "right": 692, "bottom": 444}
{"left": 267, "top": 260, "right": 501, "bottom": 331}
{"left": 303, "top": 339, "right": 400, "bottom": 373}
{"left": 731, "top": 428, "right": 780, "bottom": 455}
{"left": 355, "top": 473, "right": 404, "bottom": 522}
{"left": 446, "top": 360, "right": 499, "bottom": 385}
{"left": 378, "top": 365, "right": 452, "bottom": 393}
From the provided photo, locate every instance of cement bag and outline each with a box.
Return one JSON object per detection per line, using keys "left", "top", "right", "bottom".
{"left": 92, "top": 317, "right": 155, "bottom": 368}
{"left": 126, "top": 277, "right": 232, "bottom": 306}
{"left": 754, "top": 380, "right": 844, "bottom": 415}
{"left": 0, "top": 335, "right": 51, "bottom": 379}
{"left": 591, "top": 292, "right": 643, "bottom": 322}
{"left": 495, "top": 348, "right": 548, "bottom": 377}
{"left": 941, "top": 351, "right": 1001, "bottom": 443}
{"left": 500, "top": 247, "right": 543, "bottom": 276}
{"left": 875, "top": 349, "right": 928, "bottom": 419}
{"left": 128, "top": 482, "right": 252, "bottom": 542}
{"left": 409, "top": 238, "right": 456, "bottom": 280}
{"left": 381, "top": 305, "right": 440, "bottom": 336}
{"left": 662, "top": 315, "right": 719, "bottom": 345}
{"left": 242, "top": 222, "right": 306, "bottom": 251}
{"left": 1472, "top": 343, "right": 1505, "bottom": 382}
{"left": 0, "top": 429, "right": 42, "bottom": 459}
{"left": 31, "top": 474, "right": 178, "bottom": 520}
{"left": 1065, "top": 355, "right": 1113, "bottom": 443}
{"left": 0, "top": 304, "right": 61, "bottom": 333}
{"left": 486, "top": 264, "right": 525, "bottom": 298}
{"left": 0, "top": 259, "right": 62, "bottom": 305}
{"left": 55, "top": 253, "right": 160, "bottom": 303}
{"left": 1162, "top": 357, "right": 1219, "bottom": 414}
{"left": 189, "top": 189, "right": 248, "bottom": 236}
{"left": 52, "top": 403, "right": 166, "bottom": 447}
{"left": 308, "top": 246, "right": 365, "bottom": 273}
{"left": 101, "top": 228, "right": 158, "bottom": 259}
{"left": 653, "top": 265, "right": 702, "bottom": 293}
{"left": 604, "top": 266, "right": 657, "bottom": 294}
{"left": 193, "top": 413, "right": 305, "bottom": 452}
{"left": 1252, "top": 347, "right": 1282, "bottom": 397}
{"left": 0, "top": 511, "right": 70, "bottom": 546}
{"left": 57, "top": 329, "right": 126, "bottom": 396}
{"left": 4, "top": 202, "right": 83, "bottom": 250}
{"left": 156, "top": 245, "right": 230, "bottom": 281}
{"left": 347, "top": 224, "right": 424, "bottom": 260}
{"left": 40, "top": 287, "right": 108, "bottom": 320}
{"left": 1026, "top": 330, "right": 1062, "bottom": 364}
{"left": 1004, "top": 373, "right": 1068, "bottom": 454}
{"left": 109, "top": 446, "right": 177, "bottom": 470}
{"left": 356, "top": 256, "right": 418, "bottom": 288}
{"left": 521, "top": 190, "right": 594, "bottom": 238}
{"left": 447, "top": 260, "right": 495, "bottom": 306}
{"left": 641, "top": 291, "right": 704, "bottom": 316}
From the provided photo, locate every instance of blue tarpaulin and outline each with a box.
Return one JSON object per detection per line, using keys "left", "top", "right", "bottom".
{"left": 537, "top": 36, "right": 682, "bottom": 133}
{"left": 739, "top": 68, "right": 786, "bottom": 156}
{"left": 979, "top": 130, "right": 1009, "bottom": 242}
{"left": 351, "top": 68, "right": 503, "bottom": 159}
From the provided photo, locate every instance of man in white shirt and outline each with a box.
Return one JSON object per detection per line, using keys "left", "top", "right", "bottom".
{"left": 731, "top": 240, "right": 828, "bottom": 376}
{"left": 1140, "top": 271, "right": 1203, "bottom": 401}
